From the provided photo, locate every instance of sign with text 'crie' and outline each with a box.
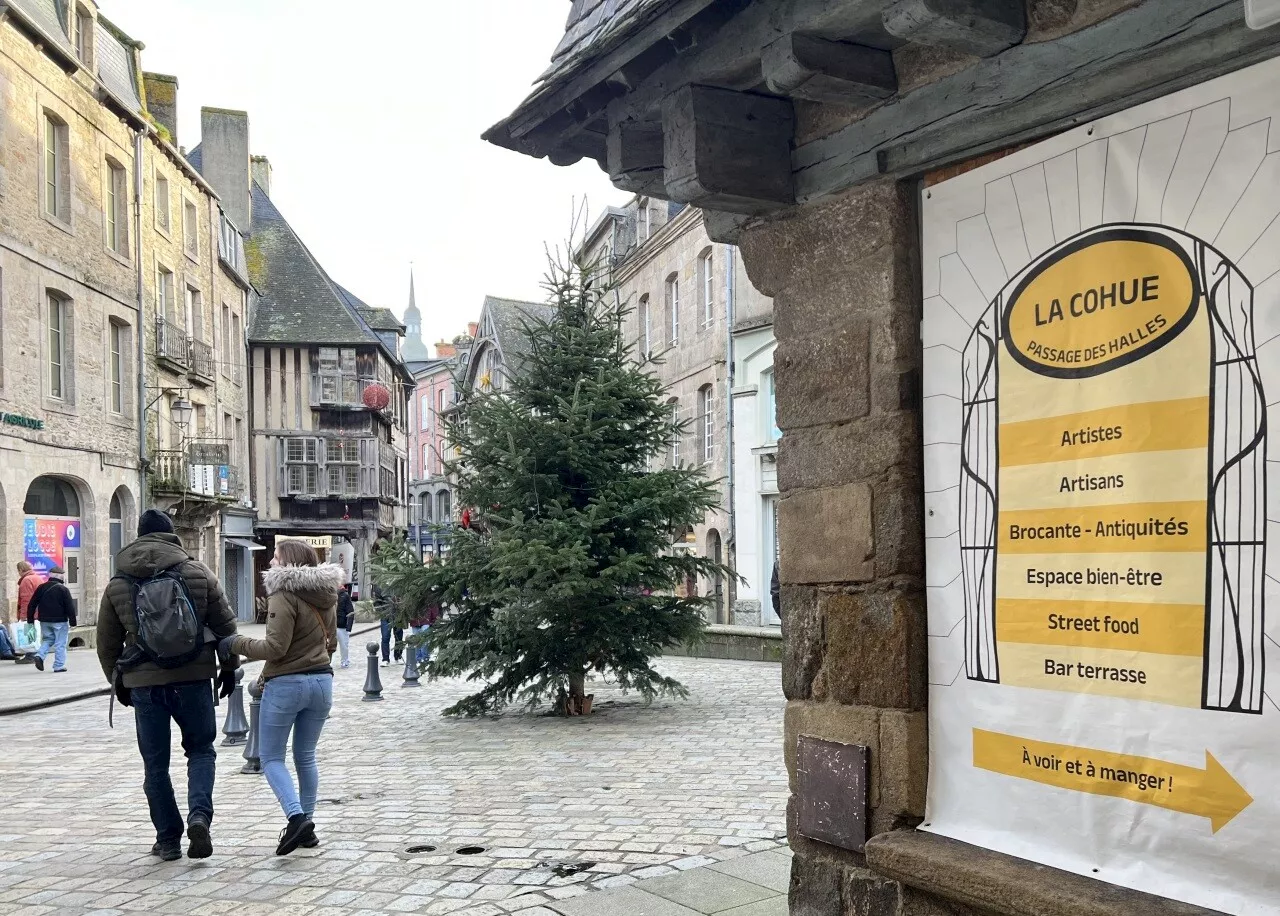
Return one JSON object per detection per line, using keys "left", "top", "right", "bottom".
{"left": 921, "top": 58, "right": 1280, "bottom": 915}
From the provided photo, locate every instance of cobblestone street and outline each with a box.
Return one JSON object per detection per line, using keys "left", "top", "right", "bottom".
{"left": 0, "top": 655, "right": 787, "bottom": 916}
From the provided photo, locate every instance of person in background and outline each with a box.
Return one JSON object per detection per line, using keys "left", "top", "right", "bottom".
{"left": 13, "top": 562, "right": 41, "bottom": 663}
{"left": 219, "top": 540, "right": 342, "bottom": 855}
{"left": 97, "top": 509, "right": 240, "bottom": 861}
{"left": 408, "top": 601, "right": 439, "bottom": 667}
{"left": 335, "top": 583, "right": 355, "bottom": 668}
{"left": 28, "top": 566, "right": 75, "bottom": 672}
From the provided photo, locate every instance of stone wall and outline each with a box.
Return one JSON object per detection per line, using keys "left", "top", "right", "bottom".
{"left": 737, "top": 179, "right": 928, "bottom": 915}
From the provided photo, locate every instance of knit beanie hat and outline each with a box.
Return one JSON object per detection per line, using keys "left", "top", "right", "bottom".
{"left": 138, "top": 508, "right": 175, "bottom": 536}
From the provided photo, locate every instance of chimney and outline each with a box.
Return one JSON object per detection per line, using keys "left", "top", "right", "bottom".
{"left": 435, "top": 342, "right": 457, "bottom": 358}
{"left": 142, "top": 73, "right": 179, "bottom": 144}
{"left": 250, "top": 155, "right": 272, "bottom": 197}
{"left": 467, "top": 322, "right": 479, "bottom": 338}
{"left": 199, "top": 108, "right": 251, "bottom": 230}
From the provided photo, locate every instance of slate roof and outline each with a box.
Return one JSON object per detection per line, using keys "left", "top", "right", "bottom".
{"left": 541, "top": 0, "right": 669, "bottom": 85}
{"left": 95, "top": 18, "right": 141, "bottom": 114}
{"left": 245, "top": 182, "right": 379, "bottom": 346}
{"left": 7, "top": 0, "right": 74, "bottom": 57}
{"left": 186, "top": 143, "right": 203, "bottom": 172}
{"left": 484, "top": 295, "right": 557, "bottom": 373}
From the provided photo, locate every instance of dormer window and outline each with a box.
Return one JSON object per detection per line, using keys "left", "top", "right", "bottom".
{"left": 71, "top": 4, "right": 94, "bottom": 67}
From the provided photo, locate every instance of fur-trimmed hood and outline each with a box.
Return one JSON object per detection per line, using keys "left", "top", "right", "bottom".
{"left": 262, "top": 562, "right": 346, "bottom": 610}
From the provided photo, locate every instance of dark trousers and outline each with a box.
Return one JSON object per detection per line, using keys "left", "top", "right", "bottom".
{"left": 380, "top": 618, "right": 403, "bottom": 662}
{"left": 131, "top": 682, "right": 217, "bottom": 843}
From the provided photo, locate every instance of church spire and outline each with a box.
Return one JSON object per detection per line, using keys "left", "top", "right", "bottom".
{"left": 401, "top": 263, "right": 429, "bottom": 362}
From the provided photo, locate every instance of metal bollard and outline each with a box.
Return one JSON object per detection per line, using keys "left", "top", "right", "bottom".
{"left": 363, "top": 642, "right": 384, "bottom": 701}
{"left": 402, "top": 637, "right": 421, "bottom": 688}
{"left": 240, "top": 677, "right": 263, "bottom": 774}
{"left": 221, "top": 668, "right": 249, "bottom": 746}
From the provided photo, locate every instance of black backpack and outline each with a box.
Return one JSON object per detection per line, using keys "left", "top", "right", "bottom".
{"left": 116, "top": 564, "right": 205, "bottom": 669}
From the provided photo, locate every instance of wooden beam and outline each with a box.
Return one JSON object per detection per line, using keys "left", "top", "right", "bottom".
{"left": 663, "top": 85, "right": 794, "bottom": 214}
{"left": 882, "top": 0, "right": 1025, "bottom": 57}
{"left": 794, "top": 0, "right": 1280, "bottom": 204}
{"left": 606, "top": 120, "right": 666, "bottom": 196}
{"left": 763, "top": 33, "right": 897, "bottom": 106}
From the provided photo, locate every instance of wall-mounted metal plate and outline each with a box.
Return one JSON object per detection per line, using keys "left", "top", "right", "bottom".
{"left": 796, "top": 735, "right": 869, "bottom": 852}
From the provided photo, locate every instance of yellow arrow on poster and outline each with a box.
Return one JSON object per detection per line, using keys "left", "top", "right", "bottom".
{"left": 972, "top": 729, "right": 1252, "bottom": 833}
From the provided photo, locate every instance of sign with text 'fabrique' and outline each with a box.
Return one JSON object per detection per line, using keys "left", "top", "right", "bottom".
{"left": 921, "top": 57, "right": 1280, "bottom": 916}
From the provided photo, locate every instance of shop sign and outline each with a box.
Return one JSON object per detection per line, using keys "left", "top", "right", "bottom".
{"left": 2, "top": 412, "right": 44, "bottom": 430}
{"left": 277, "top": 535, "right": 333, "bottom": 549}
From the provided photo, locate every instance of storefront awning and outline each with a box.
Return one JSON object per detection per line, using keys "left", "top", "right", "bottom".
{"left": 224, "top": 537, "right": 266, "bottom": 551}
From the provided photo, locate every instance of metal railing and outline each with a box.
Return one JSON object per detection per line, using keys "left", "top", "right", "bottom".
{"left": 156, "top": 315, "right": 188, "bottom": 368}
{"left": 149, "top": 439, "right": 238, "bottom": 498}
{"left": 189, "top": 338, "right": 215, "bottom": 383}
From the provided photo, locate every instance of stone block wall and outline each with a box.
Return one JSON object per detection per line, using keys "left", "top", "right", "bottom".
{"left": 738, "top": 179, "right": 928, "bottom": 915}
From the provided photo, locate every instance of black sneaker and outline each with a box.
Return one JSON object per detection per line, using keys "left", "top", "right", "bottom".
{"left": 276, "top": 814, "right": 314, "bottom": 856}
{"left": 15, "top": 655, "right": 36, "bottom": 665}
{"left": 299, "top": 829, "right": 319, "bottom": 849}
{"left": 187, "top": 815, "right": 213, "bottom": 859}
{"left": 33, "top": 655, "right": 44, "bottom": 672}
{"left": 151, "top": 840, "right": 182, "bottom": 861}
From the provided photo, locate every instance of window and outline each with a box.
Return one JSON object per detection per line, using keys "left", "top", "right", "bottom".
{"left": 157, "top": 267, "right": 175, "bottom": 321}
{"left": 43, "top": 112, "right": 69, "bottom": 223}
{"left": 47, "top": 293, "right": 67, "bottom": 400}
{"left": 220, "top": 304, "right": 231, "bottom": 377}
{"left": 638, "top": 199, "right": 650, "bottom": 242}
{"left": 420, "top": 492, "right": 432, "bottom": 523}
{"left": 284, "top": 437, "right": 320, "bottom": 495}
{"left": 665, "top": 274, "right": 679, "bottom": 344}
{"left": 420, "top": 394, "right": 430, "bottom": 427}
{"left": 187, "top": 286, "right": 203, "bottom": 339}
{"left": 183, "top": 198, "right": 199, "bottom": 259}
{"left": 667, "top": 398, "right": 680, "bottom": 467}
{"left": 105, "top": 159, "right": 128, "bottom": 255}
{"left": 698, "top": 248, "right": 714, "bottom": 329}
{"left": 218, "top": 209, "right": 240, "bottom": 271}
{"left": 231, "top": 312, "right": 242, "bottom": 382}
{"left": 638, "top": 294, "right": 651, "bottom": 359}
{"left": 422, "top": 444, "right": 430, "bottom": 477}
{"left": 437, "top": 490, "right": 451, "bottom": 522}
{"left": 317, "top": 347, "right": 360, "bottom": 404}
{"left": 72, "top": 4, "right": 93, "bottom": 65}
{"left": 765, "top": 370, "right": 780, "bottom": 442}
{"left": 438, "top": 388, "right": 447, "bottom": 412}
{"left": 699, "top": 384, "right": 714, "bottom": 463}
{"left": 109, "top": 320, "right": 126, "bottom": 413}
{"left": 325, "top": 438, "right": 361, "bottom": 496}
{"left": 154, "top": 171, "right": 170, "bottom": 233}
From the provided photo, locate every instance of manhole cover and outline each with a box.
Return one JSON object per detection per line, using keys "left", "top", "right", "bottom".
{"left": 405, "top": 844, "right": 438, "bottom": 854}
{"left": 455, "top": 845, "right": 487, "bottom": 856}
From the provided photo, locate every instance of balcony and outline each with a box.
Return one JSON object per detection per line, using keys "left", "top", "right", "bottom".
{"left": 150, "top": 439, "right": 239, "bottom": 500}
{"left": 156, "top": 315, "right": 188, "bottom": 372}
{"left": 310, "top": 374, "right": 381, "bottom": 410}
{"left": 188, "top": 338, "right": 215, "bottom": 385}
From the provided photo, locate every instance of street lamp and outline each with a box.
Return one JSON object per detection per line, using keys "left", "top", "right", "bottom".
{"left": 171, "top": 396, "right": 193, "bottom": 433}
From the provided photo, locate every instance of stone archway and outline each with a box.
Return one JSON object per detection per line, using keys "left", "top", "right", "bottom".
{"left": 109, "top": 485, "right": 138, "bottom": 576}
{"left": 22, "top": 474, "right": 96, "bottom": 617}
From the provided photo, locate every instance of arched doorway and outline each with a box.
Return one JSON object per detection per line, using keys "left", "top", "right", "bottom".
{"left": 23, "top": 476, "right": 84, "bottom": 610}
{"left": 707, "top": 528, "right": 725, "bottom": 623}
{"left": 109, "top": 486, "right": 136, "bottom": 576}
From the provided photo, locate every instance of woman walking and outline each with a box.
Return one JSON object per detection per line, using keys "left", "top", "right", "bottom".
{"left": 335, "top": 583, "right": 355, "bottom": 668}
{"left": 219, "top": 540, "right": 343, "bottom": 855}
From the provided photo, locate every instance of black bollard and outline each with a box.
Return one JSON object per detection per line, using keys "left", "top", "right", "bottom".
{"left": 240, "top": 677, "right": 263, "bottom": 774}
{"left": 221, "top": 668, "right": 249, "bottom": 746}
{"left": 363, "top": 642, "right": 383, "bottom": 701}
{"left": 402, "top": 638, "right": 421, "bottom": 688}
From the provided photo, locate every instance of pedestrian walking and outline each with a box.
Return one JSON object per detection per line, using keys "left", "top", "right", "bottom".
{"left": 27, "top": 566, "right": 76, "bottom": 672}
{"left": 335, "top": 583, "right": 355, "bottom": 668}
{"left": 13, "top": 561, "right": 41, "bottom": 664}
{"left": 408, "top": 601, "right": 439, "bottom": 666}
{"left": 375, "top": 582, "right": 403, "bottom": 667}
{"left": 219, "top": 540, "right": 342, "bottom": 855}
{"left": 96, "top": 509, "right": 241, "bottom": 862}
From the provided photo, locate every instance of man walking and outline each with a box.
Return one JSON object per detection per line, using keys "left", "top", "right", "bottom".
{"left": 96, "top": 509, "right": 240, "bottom": 861}
{"left": 13, "top": 561, "right": 41, "bottom": 663}
{"left": 28, "top": 566, "right": 75, "bottom": 672}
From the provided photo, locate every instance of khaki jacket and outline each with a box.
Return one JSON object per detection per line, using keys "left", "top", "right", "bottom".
{"left": 231, "top": 563, "right": 342, "bottom": 680}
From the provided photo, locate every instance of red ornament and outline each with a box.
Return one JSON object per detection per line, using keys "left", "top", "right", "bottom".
{"left": 461, "top": 507, "right": 472, "bottom": 529}
{"left": 362, "top": 383, "right": 391, "bottom": 411}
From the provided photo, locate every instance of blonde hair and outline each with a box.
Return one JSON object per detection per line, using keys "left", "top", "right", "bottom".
{"left": 275, "top": 540, "right": 319, "bottom": 567}
{"left": 16, "top": 561, "right": 31, "bottom": 574}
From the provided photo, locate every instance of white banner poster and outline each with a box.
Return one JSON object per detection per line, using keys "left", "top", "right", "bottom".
{"left": 921, "top": 57, "right": 1280, "bottom": 914}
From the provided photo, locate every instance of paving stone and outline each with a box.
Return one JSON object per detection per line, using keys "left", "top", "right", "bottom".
{"left": 707, "top": 852, "right": 791, "bottom": 893}
{"left": 547, "top": 885, "right": 705, "bottom": 915}
{"left": 639, "top": 869, "right": 776, "bottom": 913}
{"left": 716, "top": 898, "right": 789, "bottom": 916}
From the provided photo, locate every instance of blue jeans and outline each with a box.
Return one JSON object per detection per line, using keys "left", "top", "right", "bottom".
{"left": 380, "top": 619, "right": 403, "bottom": 662}
{"left": 0, "top": 625, "right": 14, "bottom": 658}
{"left": 36, "top": 621, "right": 69, "bottom": 670}
{"left": 131, "top": 682, "right": 217, "bottom": 843}
{"left": 410, "top": 625, "right": 430, "bottom": 664}
{"left": 259, "top": 673, "right": 333, "bottom": 819}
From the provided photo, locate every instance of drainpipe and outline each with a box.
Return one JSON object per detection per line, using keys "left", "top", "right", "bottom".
{"left": 134, "top": 127, "right": 149, "bottom": 510}
{"left": 724, "top": 244, "right": 737, "bottom": 619}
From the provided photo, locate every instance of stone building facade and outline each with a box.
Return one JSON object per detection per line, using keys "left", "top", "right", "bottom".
{"left": 488, "top": 2, "right": 1280, "bottom": 915}
{"left": 580, "top": 199, "right": 775, "bottom": 624}
{"left": 0, "top": 0, "right": 250, "bottom": 624}
{"left": 407, "top": 326, "right": 471, "bottom": 560}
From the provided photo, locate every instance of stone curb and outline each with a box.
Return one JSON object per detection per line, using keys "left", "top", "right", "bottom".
{"left": 0, "top": 623, "right": 381, "bottom": 716}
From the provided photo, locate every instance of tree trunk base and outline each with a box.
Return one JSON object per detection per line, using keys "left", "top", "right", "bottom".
{"left": 560, "top": 693, "right": 594, "bottom": 716}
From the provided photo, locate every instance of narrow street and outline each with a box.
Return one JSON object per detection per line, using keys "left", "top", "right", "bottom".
{"left": 0, "top": 655, "right": 787, "bottom": 916}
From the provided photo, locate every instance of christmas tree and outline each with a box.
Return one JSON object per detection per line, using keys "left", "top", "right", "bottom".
{"left": 375, "top": 258, "right": 731, "bottom": 716}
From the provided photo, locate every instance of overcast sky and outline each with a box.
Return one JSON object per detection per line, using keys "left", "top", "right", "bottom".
{"left": 108, "top": 0, "right": 627, "bottom": 347}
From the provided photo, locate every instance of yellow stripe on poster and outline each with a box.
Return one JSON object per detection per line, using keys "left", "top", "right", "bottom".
{"left": 998, "top": 501, "right": 1206, "bottom": 554}
{"left": 972, "top": 729, "right": 1252, "bottom": 833}
{"left": 998, "top": 448, "right": 1207, "bottom": 512}
{"left": 997, "top": 642, "right": 1203, "bottom": 707}
{"left": 1000, "top": 397, "right": 1209, "bottom": 467}
{"left": 995, "top": 598, "right": 1204, "bottom": 656}
{"left": 995, "top": 552, "right": 1205, "bottom": 604}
